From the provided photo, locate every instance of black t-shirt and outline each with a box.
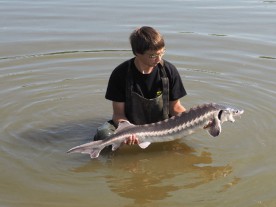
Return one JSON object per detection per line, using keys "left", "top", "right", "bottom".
{"left": 105, "top": 58, "right": 187, "bottom": 102}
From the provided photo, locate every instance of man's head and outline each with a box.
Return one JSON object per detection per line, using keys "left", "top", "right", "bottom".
{"left": 129, "top": 26, "right": 165, "bottom": 56}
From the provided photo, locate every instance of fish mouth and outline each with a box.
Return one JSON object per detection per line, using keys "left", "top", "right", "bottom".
{"left": 239, "top": 110, "right": 244, "bottom": 118}
{"left": 238, "top": 110, "right": 244, "bottom": 115}
{"left": 235, "top": 109, "right": 244, "bottom": 119}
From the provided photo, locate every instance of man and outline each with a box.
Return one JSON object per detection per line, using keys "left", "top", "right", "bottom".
{"left": 94, "top": 26, "right": 187, "bottom": 145}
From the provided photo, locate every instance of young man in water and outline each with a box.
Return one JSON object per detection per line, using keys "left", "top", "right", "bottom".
{"left": 94, "top": 26, "right": 187, "bottom": 145}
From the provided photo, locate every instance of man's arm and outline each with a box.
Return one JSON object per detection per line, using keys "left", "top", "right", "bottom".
{"left": 112, "top": 101, "right": 128, "bottom": 126}
{"left": 112, "top": 101, "right": 138, "bottom": 145}
{"left": 169, "top": 99, "right": 186, "bottom": 116}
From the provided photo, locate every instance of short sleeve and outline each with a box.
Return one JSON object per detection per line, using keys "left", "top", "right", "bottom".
{"left": 105, "top": 61, "right": 128, "bottom": 102}
{"left": 164, "top": 60, "right": 187, "bottom": 101}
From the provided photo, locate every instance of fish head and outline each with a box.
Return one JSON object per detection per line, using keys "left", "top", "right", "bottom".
{"left": 218, "top": 107, "right": 244, "bottom": 123}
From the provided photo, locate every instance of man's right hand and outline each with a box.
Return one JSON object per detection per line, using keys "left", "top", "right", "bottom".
{"left": 124, "top": 134, "right": 139, "bottom": 145}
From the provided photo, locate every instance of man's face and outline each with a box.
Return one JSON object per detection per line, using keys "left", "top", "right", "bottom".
{"left": 136, "top": 48, "right": 166, "bottom": 67}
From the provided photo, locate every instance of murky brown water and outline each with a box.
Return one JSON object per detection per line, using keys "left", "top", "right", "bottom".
{"left": 1, "top": 0, "right": 276, "bottom": 206}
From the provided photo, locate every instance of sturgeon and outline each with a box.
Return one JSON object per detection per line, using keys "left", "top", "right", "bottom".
{"left": 67, "top": 103, "right": 244, "bottom": 158}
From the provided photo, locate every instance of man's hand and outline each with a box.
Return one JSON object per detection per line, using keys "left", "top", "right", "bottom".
{"left": 124, "top": 134, "right": 139, "bottom": 145}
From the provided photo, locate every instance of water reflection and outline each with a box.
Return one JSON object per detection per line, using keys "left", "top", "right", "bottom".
{"left": 73, "top": 141, "right": 234, "bottom": 205}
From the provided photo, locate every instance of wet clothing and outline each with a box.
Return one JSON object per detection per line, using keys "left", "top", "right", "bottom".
{"left": 105, "top": 58, "right": 186, "bottom": 104}
{"left": 124, "top": 59, "right": 170, "bottom": 124}
{"left": 94, "top": 58, "right": 187, "bottom": 140}
{"left": 106, "top": 58, "right": 187, "bottom": 122}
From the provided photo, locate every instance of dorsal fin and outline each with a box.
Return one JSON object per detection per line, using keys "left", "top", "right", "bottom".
{"left": 115, "top": 121, "right": 134, "bottom": 133}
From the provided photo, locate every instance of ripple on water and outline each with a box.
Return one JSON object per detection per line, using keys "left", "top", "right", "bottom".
{"left": 0, "top": 51, "right": 120, "bottom": 163}
{"left": 1, "top": 31, "right": 276, "bottom": 207}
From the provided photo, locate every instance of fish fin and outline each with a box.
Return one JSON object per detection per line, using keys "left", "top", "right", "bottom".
{"left": 90, "top": 148, "right": 102, "bottom": 158}
{"left": 67, "top": 140, "right": 104, "bottom": 158}
{"left": 111, "top": 142, "right": 122, "bottom": 151}
{"left": 207, "top": 118, "right": 222, "bottom": 137}
{"left": 67, "top": 140, "right": 102, "bottom": 153}
{"left": 138, "top": 142, "right": 151, "bottom": 149}
{"left": 115, "top": 121, "right": 134, "bottom": 133}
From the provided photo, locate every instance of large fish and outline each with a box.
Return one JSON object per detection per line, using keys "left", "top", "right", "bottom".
{"left": 67, "top": 103, "right": 244, "bottom": 158}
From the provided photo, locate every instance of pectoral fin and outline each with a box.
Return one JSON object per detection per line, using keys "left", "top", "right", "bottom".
{"left": 207, "top": 117, "right": 222, "bottom": 137}
{"left": 138, "top": 142, "right": 151, "bottom": 149}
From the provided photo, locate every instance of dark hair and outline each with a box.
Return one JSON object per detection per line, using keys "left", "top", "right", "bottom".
{"left": 129, "top": 26, "right": 165, "bottom": 55}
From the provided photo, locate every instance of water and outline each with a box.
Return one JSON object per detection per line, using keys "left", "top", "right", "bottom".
{"left": 1, "top": 0, "right": 276, "bottom": 206}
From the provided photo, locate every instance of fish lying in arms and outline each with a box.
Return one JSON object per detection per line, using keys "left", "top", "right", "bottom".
{"left": 67, "top": 103, "right": 244, "bottom": 159}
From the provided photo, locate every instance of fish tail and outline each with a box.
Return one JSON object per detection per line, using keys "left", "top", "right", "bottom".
{"left": 89, "top": 147, "right": 104, "bottom": 158}
{"left": 67, "top": 140, "right": 104, "bottom": 158}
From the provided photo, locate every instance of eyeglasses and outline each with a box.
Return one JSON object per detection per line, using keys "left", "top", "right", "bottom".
{"left": 147, "top": 49, "right": 166, "bottom": 59}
